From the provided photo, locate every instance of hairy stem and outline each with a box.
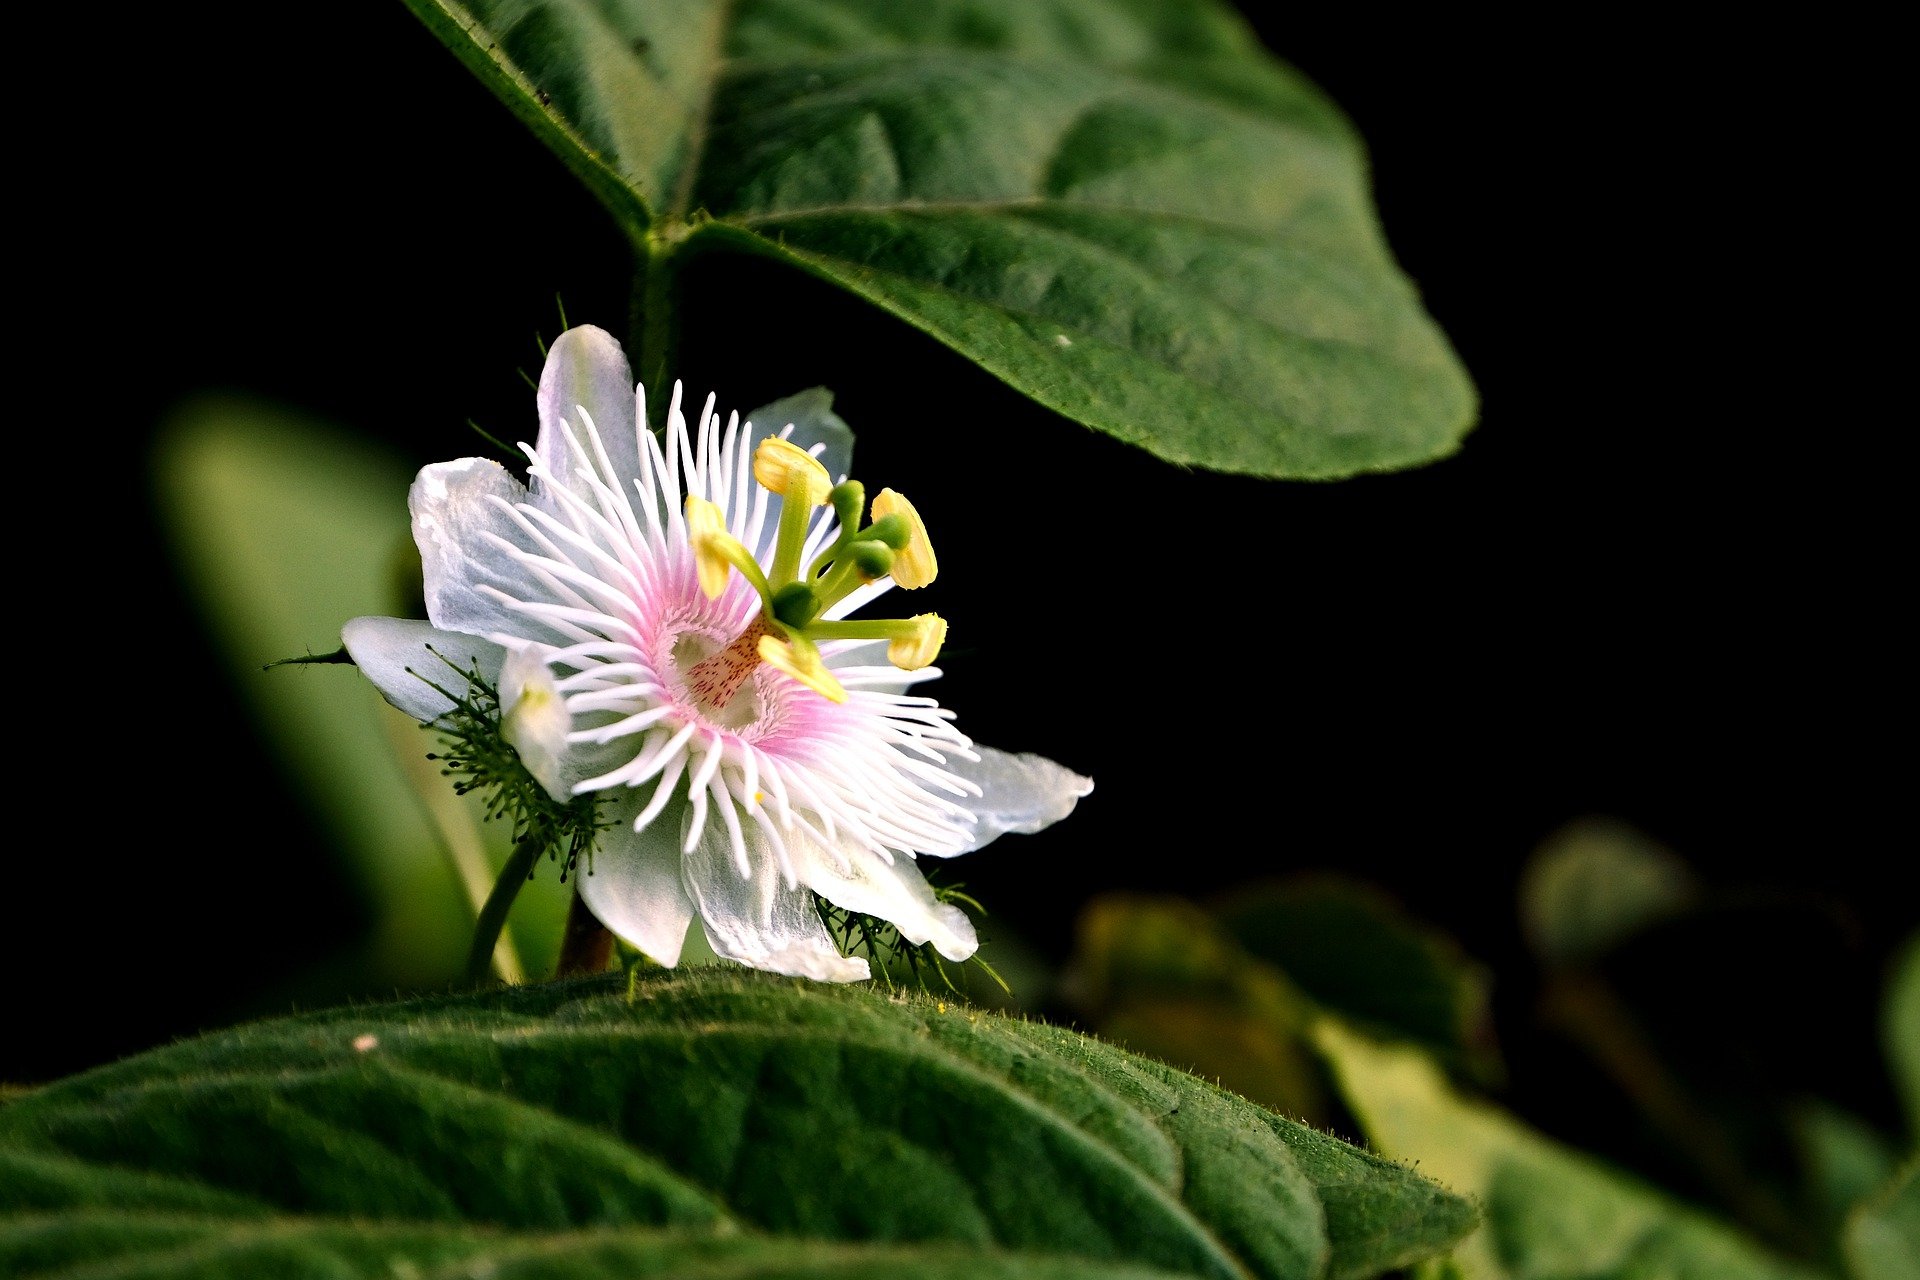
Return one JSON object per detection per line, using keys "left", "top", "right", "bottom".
{"left": 463, "top": 834, "right": 544, "bottom": 986}
{"left": 630, "top": 233, "right": 681, "bottom": 429}
{"left": 557, "top": 889, "right": 615, "bottom": 977}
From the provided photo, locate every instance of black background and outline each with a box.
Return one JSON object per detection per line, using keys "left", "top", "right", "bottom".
{"left": 21, "top": 2, "right": 1905, "bottom": 1203}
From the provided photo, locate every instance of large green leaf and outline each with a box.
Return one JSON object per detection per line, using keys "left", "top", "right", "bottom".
{"left": 403, "top": 0, "right": 1474, "bottom": 478}
{"left": 0, "top": 973, "right": 1474, "bottom": 1278}
{"left": 1313, "top": 1021, "right": 1823, "bottom": 1280}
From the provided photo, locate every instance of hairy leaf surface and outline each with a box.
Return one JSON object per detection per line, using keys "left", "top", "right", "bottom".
{"left": 1, "top": 972, "right": 1475, "bottom": 1278}
{"left": 403, "top": 0, "right": 1475, "bottom": 477}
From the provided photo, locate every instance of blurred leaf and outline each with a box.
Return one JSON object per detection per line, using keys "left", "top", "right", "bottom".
{"left": 1221, "top": 878, "right": 1497, "bottom": 1079}
{"left": 1889, "top": 933, "right": 1920, "bottom": 1142}
{"left": 0, "top": 971, "right": 1476, "bottom": 1280}
{"left": 1067, "top": 886, "right": 1499, "bottom": 1122}
{"left": 1313, "top": 1020, "right": 1825, "bottom": 1280}
{"left": 1797, "top": 1102, "right": 1901, "bottom": 1239}
{"left": 153, "top": 398, "right": 568, "bottom": 986}
{"left": 1521, "top": 818, "right": 1698, "bottom": 968}
{"left": 1846, "top": 1159, "right": 1920, "bottom": 1280}
{"left": 403, "top": 0, "right": 1475, "bottom": 478}
{"left": 1068, "top": 896, "right": 1329, "bottom": 1120}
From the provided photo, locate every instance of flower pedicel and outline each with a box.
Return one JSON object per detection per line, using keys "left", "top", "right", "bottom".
{"left": 344, "top": 325, "right": 1091, "bottom": 981}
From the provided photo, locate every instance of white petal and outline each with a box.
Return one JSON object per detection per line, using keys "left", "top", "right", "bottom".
{"left": 341, "top": 616, "right": 505, "bottom": 724}
{"left": 822, "top": 639, "right": 912, "bottom": 697}
{"left": 682, "top": 808, "right": 870, "bottom": 982}
{"left": 745, "top": 387, "right": 854, "bottom": 559}
{"left": 795, "top": 829, "right": 978, "bottom": 962}
{"left": 950, "top": 747, "right": 1094, "bottom": 852}
{"left": 498, "top": 644, "right": 571, "bottom": 801}
{"left": 410, "top": 457, "right": 550, "bottom": 638}
{"left": 533, "top": 325, "right": 641, "bottom": 511}
{"left": 578, "top": 791, "right": 696, "bottom": 967}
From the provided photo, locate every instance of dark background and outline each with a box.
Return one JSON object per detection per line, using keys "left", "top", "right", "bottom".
{"left": 24, "top": 1, "right": 1903, "bottom": 1208}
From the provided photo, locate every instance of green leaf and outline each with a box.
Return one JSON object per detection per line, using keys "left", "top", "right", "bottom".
{"left": 1889, "top": 933, "right": 1920, "bottom": 1142}
{"left": 0, "top": 1217, "right": 1221, "bottom": 1280}
{"left": 1520, "top": 818, "right": 1698, "bottom": 968}
{"left": 0, "top": 973, "right": 1474, "bottom": 1279}
{"left": 1220, "top": 879, "right": 1496, "bottom": 1079}
{"left": 1846, "top": 1158, "right": 1920, "bottom": 1280}
{"left": 1312, "top": 1020, "right": 1825, "bottom": 1280}
{"left": 1795, "top": 1102, "right": 1900, "bottom": 1239}
{"left": 153, "top": 398, "right": 569, "bottom": 987}
{"left": 402, "top": 0, "right": 1475, "bottom": 478}
{"left": 1068, "top": 895, "right": 1333, "bottom": 1124}
{"left": 1065, "top": 889, "right": 1496, "bottom": 1124}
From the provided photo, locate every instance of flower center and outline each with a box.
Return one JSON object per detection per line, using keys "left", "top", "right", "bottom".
{"left": 684, "top": 615, "right": 773, "bottom": 725}
{"left": 681, "top": 438, "right": 954, "bottom": 703}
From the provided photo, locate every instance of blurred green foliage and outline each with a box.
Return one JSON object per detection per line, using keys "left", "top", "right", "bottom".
{"left": 1889, "top": 936, "right": 1920, "bottom": 1142}
{"left": 1519, "top": 818, "right": 1697, "bottom": 969}
{"left": 153, "top": 398, "right": 570, "bottom": 988}
{"left": 1062, "top": 852, "right": 1919, "bottom": 1277}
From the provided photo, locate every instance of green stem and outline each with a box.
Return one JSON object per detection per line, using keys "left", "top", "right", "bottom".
{"left": 463, "top": 834, "right": 544, "bottom": 986}
{"left": 631, "top": 234, "right": 681, "bottom": 429}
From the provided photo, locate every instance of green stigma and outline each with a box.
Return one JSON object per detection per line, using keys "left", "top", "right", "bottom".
{"left": 684, "top": 440, "right": 950, "bottom": 700}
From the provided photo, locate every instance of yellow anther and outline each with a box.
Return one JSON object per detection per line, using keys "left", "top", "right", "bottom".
{"left": 872, "top": 489, "right": 936, "bottom": 588}
{"left": 888, "top": 613, "right": 947, "bottom": 671}
{"left": 756, "top": 634, "right": 848, "bottom": 703}
{"left": 754, "top": 437, "right": 832, "bottom": 506}
{"left": 683, "top": 495, "right": 734, "bottom": 599}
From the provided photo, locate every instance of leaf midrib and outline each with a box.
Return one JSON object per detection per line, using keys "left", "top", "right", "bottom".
{"left": 661, "top": 0, "right": 737, "bottom": 223}
{"left": 705, "top": 46, "right": 1348, "bottom": 148}
{"left": 658, "top": 11, "right": 1346, "bottom": 230}
{"left": 728, "top": 197, "right": 1377, "bottom": 258}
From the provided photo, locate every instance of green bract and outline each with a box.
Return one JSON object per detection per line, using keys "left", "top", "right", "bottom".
{"left": 403, "top": 0, "right": 1475, "bottom": 478}
{"left": 0, "top": 972, "right": 1474, "bottom": 1279}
